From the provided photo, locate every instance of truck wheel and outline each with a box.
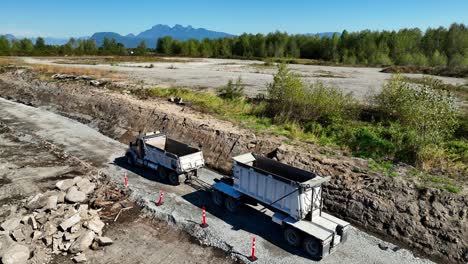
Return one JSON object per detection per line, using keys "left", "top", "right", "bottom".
{"left": 303, "top": 237, "right": 321, "bottom": 257}
{"left": 168, "top": 171, "right": 180, "bottom": 185}
{"left": 284, "top": 227, "right": 302, "bottom": 247}
{"left": 126, "top": 153, "right": 135, "bottom": 166}
{"left": 224, "top": 196, "right": 240, "bottom": 213}
{"left": 212, "top": 190, "right": 225, "bottom": 207}
{"left": 157, "top": 167, "right": 167, "bottom": 180}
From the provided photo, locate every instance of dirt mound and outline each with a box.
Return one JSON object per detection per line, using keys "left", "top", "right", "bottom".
{"left": 0, "top": 70, "right": 466, "bottom": 263}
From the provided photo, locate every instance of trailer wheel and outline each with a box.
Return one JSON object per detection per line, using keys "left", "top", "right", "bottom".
{"left": 303, "top": 236, "right": 321, "bottom": 257}
{"left": 224, "top": 196, "right": 240, "bottom": 213}
{"left": 284, "top": 227, "right": 302, "bottom": 247}
{"left": 211, "top": 190, "right": 225, "bottom": 207}
{"left": 168, "top": 171, "right": 180, "bottom": 185}
{"left": 157, "top": 167, "right": 167, "bottom": 180}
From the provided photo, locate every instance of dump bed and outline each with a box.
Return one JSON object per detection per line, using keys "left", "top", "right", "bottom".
{"left": 233, "top": 153, "right": 328, "bottom": 220}
{"left": 142, "top": 133, "right": 204, "bottom": 173}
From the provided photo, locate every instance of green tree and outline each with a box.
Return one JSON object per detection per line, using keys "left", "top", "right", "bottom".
{"left": 199, "top": 38, "right": 213, "bottom": 57}
{"left": 430, "top": 50, "right": 448, "bottom": 67}
{"left": 34, "top": 37, "right": 46, "bottom": 55}
{"left": 18, "top": 38, "right": 34, "bottom": 55}
{"left": 135, "top": 40, "right": 147, "bottom": 56}
{"left": 156, "top": 36, "right": 174, "bottom": 54}
{"left": 0, "top": 36, "right": 10, "bottom": 55}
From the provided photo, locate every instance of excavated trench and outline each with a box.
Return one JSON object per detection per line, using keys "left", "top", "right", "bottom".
{"left": 0, "top": 69, "right": 466, "bottom": 264}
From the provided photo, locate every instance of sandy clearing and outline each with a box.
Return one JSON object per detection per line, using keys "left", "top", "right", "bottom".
{"left": 22, "top": 57, "right": 467, "bottom": 100}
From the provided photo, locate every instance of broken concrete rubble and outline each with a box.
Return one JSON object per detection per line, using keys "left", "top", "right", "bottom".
{"left": 45, "top": 195, "right": 58, "bottom": 210}
{"left": 56, "top": 179, "right": 75, "bottom": 191}
{"left": 84, "top": 217, "right": 105, "bottom": 235}
{"left": 69, "top": 231, "right": 95, "bottom": 254}
{"left": 95, "top": 236, "right": 113, "bottom": 246}
{"left": 66, "top": 186, "right": 86, "bottom": 203}
{"left": 27, "top": 215, "right": 38, "bottom": 230}
{"left": 72, "top": 253, "right": 87, "bottom": 263}
{"left": 1, "top": 243, "right": 30, "bottom": 264}
{"left": 11, "top": 229, "right": 25, "bottom": 242}
{"left": 0, "top": 174, "right": 116, "bottom": 263}
{"left": 60, "top": 213, "right": 81, "bottom": 231}
{"left": 0, "top": 218, "right": 21, "bottom": 232}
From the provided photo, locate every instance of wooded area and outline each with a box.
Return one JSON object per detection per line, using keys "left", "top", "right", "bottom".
{"left": 0, "top": 23, "right": 467, "bottom": 68}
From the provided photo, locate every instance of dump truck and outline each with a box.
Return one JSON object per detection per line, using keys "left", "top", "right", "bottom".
{"left": 125, "top": 132, "right": 205, "bottom": 185}
{"left": 212, "top": 153, "right": 350, "bottom": 259}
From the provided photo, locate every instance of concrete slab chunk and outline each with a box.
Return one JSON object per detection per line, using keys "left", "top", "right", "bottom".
{"left": 84, "top": 217, "right": 105, "bottom": 234}
{"left": 65, "top": 187, "right": 86, "bottom": 203}
{"left": 60, "top": 213, "right": 81, "bottom": 231}
{"left": 72, "top": 253, "right": 87, "bottom": 263}
{"left": 2, "top": 243, "right": 30, "bottom": 264}
{"left": 1, "top": 218, "right": 21, "bottom": 232}
{"left": 69, "top": 231, "right": 95, "bottom": 254}
{"left": 95, "top": 236, "right": 113, "bottom": 246}
{"left": 45, "top": 195, "right": 58, "bottom": 210}
{"left": 56, "top": 179, "right": 75, "bottom": 191}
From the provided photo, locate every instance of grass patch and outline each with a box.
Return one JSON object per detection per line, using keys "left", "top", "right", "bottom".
{"left": 55, "top": 56, "right": 193, "bottom": 65}
{"left": 408, "top": 168, "right": 462, "bottom": 193}
{"left": 31, "top": 64, "right": 122, "bottom": 81}
{"left": 368, "top": 159, "right": 398, "bottom": 177}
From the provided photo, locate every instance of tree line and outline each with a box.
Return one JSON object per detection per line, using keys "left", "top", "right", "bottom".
{"left": 1, "top": 23, "right": 467, "bottom": 68}
{"left": 156, "top": 23, "right": 467, "bottom": 68}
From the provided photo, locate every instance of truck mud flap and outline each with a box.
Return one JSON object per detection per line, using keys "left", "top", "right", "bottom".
{"left": 321, "top": 240, "right": 331, "bottom": 258}
{"left": 337, "top": 225, "right": 349, "bottom": 243}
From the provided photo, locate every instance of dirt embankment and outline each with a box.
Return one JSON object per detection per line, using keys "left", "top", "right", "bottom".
{"left": 0, "top": 69, "right": 466, "bottom": 264}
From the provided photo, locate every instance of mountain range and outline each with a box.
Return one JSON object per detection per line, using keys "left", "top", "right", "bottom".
{"left": 90, "top": 24, "right": 235, "bottom": 48}
{"left": 2, "top": 24, "right": 340, "bottom": 48}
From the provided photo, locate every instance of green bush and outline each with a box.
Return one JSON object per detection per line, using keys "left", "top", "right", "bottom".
{"left": 266, "top": 64, "right": 356, "bottom": 123}
{"left": 217, "top": 77, "right": 245, "bottom": 100}
{"left": 348, "top": 127, "right": 395, "bottom": 159}
{"left": 446, "top": 140, "right": 468, "bottom": 163}
{"left": 374, "top": 75, "right": 458, "bottom": 146}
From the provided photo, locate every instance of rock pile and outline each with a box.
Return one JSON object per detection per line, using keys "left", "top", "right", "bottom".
{"left": 0, "top": 176, "right": 114, "bottom": 263}
{"left": 51, "top": 74, "right": 93, "bottom": 81}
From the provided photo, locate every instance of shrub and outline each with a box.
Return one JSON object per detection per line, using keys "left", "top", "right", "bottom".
{"left": 217, "top": 77, "right": 245, "bottom": 100}
{"left": 446, "top": 140, "right": 468, "bottom": 163}
{"left": 266, "top": 64, "right": 356, "bottom": 123}
{"left": 374, "top": 75, "right": 458, "bottom": 146}
{"left": 348, "top": 127, "right": 395, "bottom": 159}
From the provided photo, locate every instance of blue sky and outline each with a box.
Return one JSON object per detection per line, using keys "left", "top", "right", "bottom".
{"left": 1, "top": 0, "right": 467, "bottom": 37}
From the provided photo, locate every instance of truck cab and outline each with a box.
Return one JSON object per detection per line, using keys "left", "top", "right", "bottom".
{"left": 126, "top": 132, "right": 205, "bottom": 185}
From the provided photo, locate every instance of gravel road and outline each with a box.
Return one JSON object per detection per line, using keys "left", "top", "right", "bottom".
{"left": 0, "top": 97, "right": 434, "bottom": 264}
{"left": 22, "top": 57, "right": 466, "bottom": 100}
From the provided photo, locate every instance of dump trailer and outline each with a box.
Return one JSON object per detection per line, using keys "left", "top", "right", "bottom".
{"left": 212, "top": 153, "right": 350, "bottom": 259}
{"left": 125, "top": 132, "right": 205, "bottom": 185}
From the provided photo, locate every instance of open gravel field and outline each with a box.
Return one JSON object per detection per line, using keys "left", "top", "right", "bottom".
{"left": 22, "top": 57, "right": 467, "bottom": 99}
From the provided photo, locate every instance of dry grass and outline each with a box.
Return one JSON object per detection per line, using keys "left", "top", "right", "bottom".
{"left": 53, "top": 56, "right": 194, "bottom": 65}
{"left": 31, "top": 64, "right": 123, "bottom": 81}
{"left": 0, "top": 57, "right": 22, "bottom": 66}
